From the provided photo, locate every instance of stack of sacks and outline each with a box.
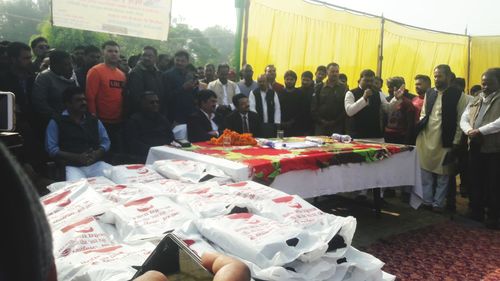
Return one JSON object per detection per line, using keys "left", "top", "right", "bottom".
{"left": 41, "top": 180, "right": 113, "bottom": 229}
{"left": 41, "top": 179, "right": 156, "bottom": 281}
{"left": 42, "top": 164, "right": 394, "bottom": 281}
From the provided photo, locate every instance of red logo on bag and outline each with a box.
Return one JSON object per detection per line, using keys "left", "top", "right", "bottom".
{"left": 183, "top": 239, "right": 195, "bottom": 247}
{"left": 126, "top": 164, "right": 149, "bottom": 174}
{"left": 61, "top": 217, "right": 94, "bottom": 233}
{"left": 57, "top": 198, "right": 72, "bottom": 207}
{"left": 272, "top": 196, "right": 302, "bottom": 209}
{"left": 102, "top": 185, "right": 127, "bottom": 193}
{"left": 43, "top": 190, "right": 71, "bottom": 205}
{"left": 126, "top": 164, "right": 145, "bottom": 169}
{"left": 84, "top": 245, "right": 122, "bottom": 254}
{"left": 227, "top": 213, "right": 253, "bottom": 219}
{"left": 227, "top": 182, "right": 247, "bottom": 187}
{"left": 61, "top": 248, "right": 71, "bottom": 257}
{"left": 187, "top": 187, "right": 210, "bottom": 194}
{"left": 124, "top": 196, "right": 154, "bottom": 207}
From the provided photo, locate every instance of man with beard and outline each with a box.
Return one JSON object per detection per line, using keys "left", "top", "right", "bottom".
{"left": 278, "top": 70, "right": 303, "bottom": 136}
{"left": 413, "top": 74, "right": 431, "bottom": 118}
{"left": 416, "top": 64, "right": 468, "bottom": 212}
{"left": 45, "top": 87, "right": 111, "bottom": 180}
{"left": 300, "top": 71, "right": 315, "bottom": 135}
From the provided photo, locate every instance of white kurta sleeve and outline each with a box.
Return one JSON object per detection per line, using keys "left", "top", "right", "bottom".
{"left": 345, "top": 90, "right": 368, "bottom": 117}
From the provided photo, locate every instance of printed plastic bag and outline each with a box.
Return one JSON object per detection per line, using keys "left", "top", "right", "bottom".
{"left": 196, "top": 212, "right": 327, "bottom": 268}
{"left": 56, "top": 243, "right": 155, "bottom": 281}
{"left": 101, "top": 195, "right": 195, "bottom": 242}
{"left": 41, "top": 181, "right": 112, "bottom": 229}
{"left": 52, "top": 216, "right": 115, "bottom": 259}
{"left": 255, "top": 195, "right": 357, "bottom": 259}
{"left": 104, "top": 164, "right": 164, "bottom": 184}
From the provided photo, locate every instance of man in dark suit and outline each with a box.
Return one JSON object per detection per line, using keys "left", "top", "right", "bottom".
{"left": 225, "top": 93, "right": 262, "bottom": 137}
{"left": 187, "top": 89, "right": 223, "bottom": 142}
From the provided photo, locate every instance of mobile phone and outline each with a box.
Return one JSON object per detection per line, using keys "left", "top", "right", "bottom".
{"left": 0, "top": 92, "right": 15, "bottom": 131}
{"left": 131, "top": 233, "right": 213, "bottom": 281}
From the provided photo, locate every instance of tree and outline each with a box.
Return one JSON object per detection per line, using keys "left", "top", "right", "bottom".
{"left": 1, "top": 0, "right": 227, "bottom": 68}
{"left": 35, "top": 21, "right": 111, "bottom": 52}
{"left": 0, "top": 0, "right": 46, "bottom": 43}
{"left": 202, "top": 25, "right": 235, "bottom": 67}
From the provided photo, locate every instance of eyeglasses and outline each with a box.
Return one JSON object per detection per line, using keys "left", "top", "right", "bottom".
{"left": 37, "top": 45, "right": 50, "bottom": 50}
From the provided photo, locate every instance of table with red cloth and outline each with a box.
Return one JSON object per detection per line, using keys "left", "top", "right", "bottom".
{"left": 146, "top": 137, "right": 423, "bottom": 208}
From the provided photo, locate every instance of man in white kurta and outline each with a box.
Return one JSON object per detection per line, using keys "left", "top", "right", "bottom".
{"left": 416, "top": 66, "right": 468, "bottom": 210}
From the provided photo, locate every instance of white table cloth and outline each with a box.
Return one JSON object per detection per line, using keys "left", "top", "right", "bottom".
{"left": 146, "top": 146, "right": 423, "bottom": 208}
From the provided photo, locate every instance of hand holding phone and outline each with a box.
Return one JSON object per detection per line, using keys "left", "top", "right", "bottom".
{"left": 132, "top": 233, "right": 213, "bottom": 281}
{"left": 394, "top": 84, "right": 406, "bottom": 100}
{"left": 132, "top": 234, "right": 251, "bottom": 281}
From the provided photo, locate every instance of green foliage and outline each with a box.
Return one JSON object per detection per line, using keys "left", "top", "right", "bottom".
{"left": 0, "top": 0, "right": 46, "bottom": 43}
{"left": 0, "top": 0, "right": 236, "bottom": 67}
{"left": 34, "top": 21, "right": 111, "bottom": 51}
{"left": 202, "top": 25, "right": 236, "bottom": 68}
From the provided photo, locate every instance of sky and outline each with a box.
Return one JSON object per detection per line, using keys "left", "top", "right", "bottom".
{"left": 171, "top": 0, "right": 500, "bottom": 36}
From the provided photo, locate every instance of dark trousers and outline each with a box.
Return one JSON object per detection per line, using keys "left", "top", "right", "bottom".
{"left": 468, "top": 143, "right": 500, "bottom": 220}
{"left": 103, "top": 122, "right": 123, "bottom": 162}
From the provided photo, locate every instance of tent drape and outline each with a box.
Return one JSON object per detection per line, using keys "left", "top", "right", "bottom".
{"left": 243, "top": 0, "right": 498, "bottom": 93}
{"left": 382, "top": 21, "right": 469, "bottom": 93}
{"left": 470, "top": 36, "right": 500, "bottom": 86}
{"left": 245, "top": 0, "right": 380, "bottom": 86}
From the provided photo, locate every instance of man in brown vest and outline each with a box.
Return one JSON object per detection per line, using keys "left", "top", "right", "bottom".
{"left": 460, "top": 68, "right": 500, "bottom": 229}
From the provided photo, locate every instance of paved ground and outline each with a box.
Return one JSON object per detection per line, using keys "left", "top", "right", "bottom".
{"left": 312, "top": 189, "right": 480, "bottom": 248}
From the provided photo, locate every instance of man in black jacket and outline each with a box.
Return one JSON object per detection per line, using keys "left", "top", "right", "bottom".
{"left": 125, "top": 92, "right": 174, "bottom": 162}
{"left": 127, "top": 46, "right": 166, "bottom": 116}
{"left": 187, "top": 90, "right": 223, "bottom": 142}
{"left": 225, "top": 93, "right": 262, "bottom": 137}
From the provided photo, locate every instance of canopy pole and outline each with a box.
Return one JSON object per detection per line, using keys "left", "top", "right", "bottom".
{"left": 466, "top": 28, "right": 472, "bottom": 93}
{"left": 234, "top": 0, "right": 245, "bottom": 73}
{"left": 377, "top": 16, "right": 385, "bottom": 78}
{"left": 241, "top": 0, "right": 250, "bottom": 66}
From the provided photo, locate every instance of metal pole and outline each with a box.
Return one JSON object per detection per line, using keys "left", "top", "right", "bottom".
{"left": 234, "top": 0, "right": 245, "bottom": 73}
{"left": 377, "top": 16, "right": 385, "bottom": 78}
{"left": 241, "top": 0, "right": 250, "bottom": 66}
{"left": 466, "top": 30, "right": 472, "bottom": 93}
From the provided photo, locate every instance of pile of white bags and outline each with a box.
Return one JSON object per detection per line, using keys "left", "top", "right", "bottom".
{"left": 41, "top": 159, "right": 394, "bottom": 281}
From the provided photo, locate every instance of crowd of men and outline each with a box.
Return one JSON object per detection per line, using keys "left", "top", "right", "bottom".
{"left": 0, "top": 37, "right": 499, "bottom": 229}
